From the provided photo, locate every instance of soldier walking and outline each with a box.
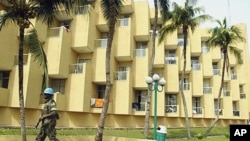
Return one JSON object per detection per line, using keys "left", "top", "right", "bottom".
{"left": 35, "top": 88, "right": 60, "bottom": 141}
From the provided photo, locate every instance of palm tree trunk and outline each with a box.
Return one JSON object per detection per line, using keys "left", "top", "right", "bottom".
{"left": 181, "top": 28, "right": 191, "bottom": 139}
{"left": 19, "top": 26, "right": 27, "bottom": 141}
{"left": 95, "top": 0, "right": 116, "bottom": 140}
{"left": 144, "top": 0, "right": 158, "bottom": 139}
{"left": 204, "top": 49, "right": 227, "bottom": 137}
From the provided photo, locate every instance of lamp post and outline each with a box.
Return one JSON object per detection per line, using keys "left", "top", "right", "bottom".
{"left": 145, "top": 73, "right": 166, "bottom": 140}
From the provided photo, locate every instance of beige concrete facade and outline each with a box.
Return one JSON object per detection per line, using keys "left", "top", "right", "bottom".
{"left": 0, "top": 0, "right": 250, "bottom": 129}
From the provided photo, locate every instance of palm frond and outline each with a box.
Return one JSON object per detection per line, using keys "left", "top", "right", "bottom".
{"left": 100, "top": 0, "right": 122, "bottom": 24}
{"left": 24, "top": 26, "right": 48, "bottom": 89}
{"left": 228, "top": 46, "right": 243, "bottom": 64}
{"left": 159, "top": 0, "right": 170, "bottom": 22}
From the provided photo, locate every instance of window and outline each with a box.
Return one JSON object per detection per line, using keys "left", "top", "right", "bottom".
{"left": 165, "top": 94, "right": 177, "bottom": 113}
{"left": 192, "top": 97, "right": 202, "bottom": 114}
{"left": 97, "top": 85, "right": 106, "bottom": 98}
{"left": 178, "top": 33, "right": 184, "bottom": 46}
{"left": 212, "top": 62, "right": 220, "bottom": 75}
{"left": 214, "top": 99, "right": 222, "bottom": 115}
{"left": 223, "top": 83, "right": 230, "bottom": 96}
{"left": 230, "top": 67, "right": 237, "bottom": 80}
{"left": 203, "top": 80, "right": 212, "bottom": 94}
{"left": 239, "top": 85, "right": 246, "bottom": 99}
{"left": 233, "top": 101, "right": 240, "bottom": 116}
{"left": 119, "top": 15, "right": 130, "bottom": 26}
{"left": 165, "top": 50, "right": 176, "bottom": 64}
{"left": 0, "top": 71, "right": 9, "bottom": 88}
{"left": 115, "top": 66, "right": 130, "bottom": 80}
{"left": 52, "top": 79, "right": 65, "bottom": 94}
{"left": 191, "top": 57, "right": 200, "bottom": 70}
{"left": 133, "top": 90, "right": 147, "bottom": 111}
{"left": 179, "top": 77, "right": 190, "bottom": 90}
{"left": 201, "top": 41, "right": 208, "bottom": 53}
{"left": 135, "top": 42, "right": 147, "bottom": 57}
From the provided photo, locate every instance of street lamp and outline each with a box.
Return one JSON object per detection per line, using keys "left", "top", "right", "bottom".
{"left": 145, "top": 73, "right": 166, "bottom": 140}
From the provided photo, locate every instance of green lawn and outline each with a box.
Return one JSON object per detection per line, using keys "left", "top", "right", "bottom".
{"left": 0, "top": 126, "right": 230, "bottom": 140}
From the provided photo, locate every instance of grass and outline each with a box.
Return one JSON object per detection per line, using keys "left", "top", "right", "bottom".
{"left": 0, "top": 126, "right": 229, "bottom": 140}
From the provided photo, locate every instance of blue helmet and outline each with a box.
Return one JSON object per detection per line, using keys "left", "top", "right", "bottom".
{"left": 44, "top": 88, "right": 54, "bottom": 95}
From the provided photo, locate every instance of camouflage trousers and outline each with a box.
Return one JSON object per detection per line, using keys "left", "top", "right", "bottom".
{"left": 35, "top": 119, "right": 59, "bottom": 141}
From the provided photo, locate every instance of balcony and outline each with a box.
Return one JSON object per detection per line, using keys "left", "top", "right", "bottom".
{"left": 203, "top": 87, "right": 212, "bottom": 94}
{"left": 120, "top": 0, "right": 134, "bottom": 14}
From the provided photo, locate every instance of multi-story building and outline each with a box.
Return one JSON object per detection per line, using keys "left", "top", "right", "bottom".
{"left": 0, "top": 0, "right": 249, "bottom": 128}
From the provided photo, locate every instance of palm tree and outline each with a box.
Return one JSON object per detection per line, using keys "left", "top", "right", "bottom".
{"left": 204, "top": 18, "right": 245, "bottom": 137}
{"left": 144, "top": 0, "right": 169, "bottom": 139}
{"left": 95, "top": 0, "right": 122, "bottom": 141}
{"left": 159, "top": 0, "right": 211, "bottom": 138}
{"left": 0, "top": 0, "right": 78, "bottom": 140}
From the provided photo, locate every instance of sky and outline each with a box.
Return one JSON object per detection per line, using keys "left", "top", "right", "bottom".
{"left": 147, "top": 0, "right": 250, "bottom": 51}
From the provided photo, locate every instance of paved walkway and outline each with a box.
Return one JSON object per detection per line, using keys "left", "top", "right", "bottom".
{"left": 0, "top": 135, "right": 155, "bottom": 141}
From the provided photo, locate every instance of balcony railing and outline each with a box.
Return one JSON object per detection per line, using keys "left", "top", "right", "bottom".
{"left": 95, "top": 39, "right": 108, "bottom": 48}
{"left": 69, "top": 63, "right": 83, "bottom": 74}
{"left": 14, "top": 54, "right": 29, "bottom": 65}
{"left": 179, "top": 83, "right": 190, "bottom": 90}
{"left": 231, "top": 74, "right": 237, "bottom": 80}
{"left": 114, "top": 71, "right": 127, "bottom": 80}
{"left": 118, "top": 18, "right": 129, "bottom": 26}
{"left": 132, "top": 102, "right": 146, "bottom": 111}
{"left": 90, "top": 98, "right": 104, "bottom": 108}
{"left": 240, "top": 93, "right": 246, "bottom": 99}
{"left": 201, "top": 46, "right": 209, "bottom": 53}
{"left": 191, "top": 63, "right": 200, "bottom": 70}
{"left": 203, "top": 87, "right": 212, "bottom": 94}
{"left": 233, "top": 110, "right": 240, "bottom": 116}
{"left": 214, "top": 109, "right": 223, "bottom": 115}
{"left": 223, "top": 90, "right": 230, "bottom": 96}
{"left": 165, "top": 105, "right": 178, "bottom": 113}
{"left": 213, "top": 69, "right": 220, "bottom": 75}
{"left": 134, "top": 49, "right": 146, "bottom": 57}
{"left": 165, "top": 57, "right": 176, "bottom": 64}
{"left": 192, "top": 107, "right": 203, "bottom": 114}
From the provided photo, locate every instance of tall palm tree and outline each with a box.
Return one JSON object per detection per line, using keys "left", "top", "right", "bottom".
{"left": 204, "top": 18, "right": 245, "bottom": 137}
{"left": 144, "top": 0, "right": 169, "bottom": 139}
{"left": 159, "top": 0, "right": 211, "bottom": 138}
{"left": 0, "top": 0, "right": 78, "bottom": 140}
{"left": 95, "top": 0, "right": 122, "bottom": 141}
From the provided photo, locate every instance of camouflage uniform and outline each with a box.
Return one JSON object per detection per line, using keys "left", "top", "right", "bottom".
{"left": 36, "top": 99, "right": 59, "bottom": 141}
